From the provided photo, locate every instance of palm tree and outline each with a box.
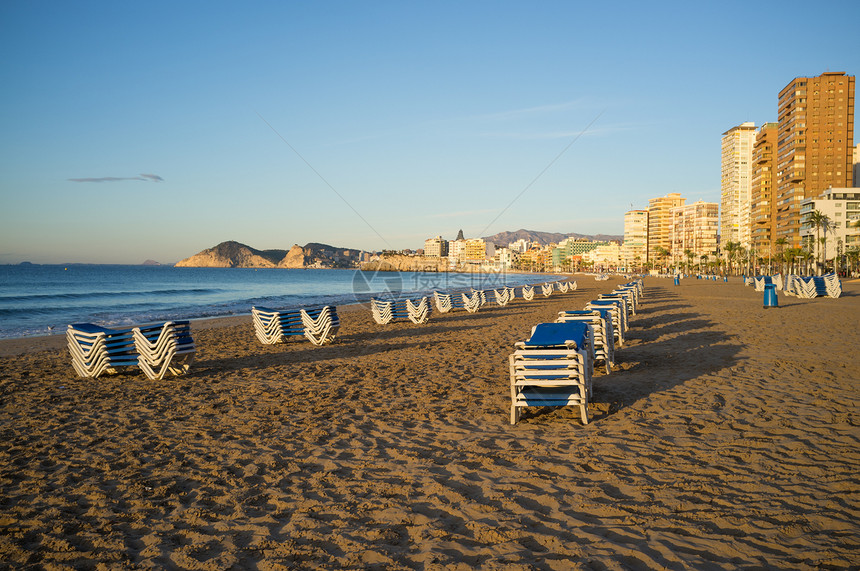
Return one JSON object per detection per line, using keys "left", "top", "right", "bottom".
{"left": 806, "top": 209, "right": 832, "bottom": 275}
{"left": 699, "top": 254, "right": 708, "bottom": 273}
{"left": 723, "top": 241, "right": 739, "bottom": 275}
{"left": 654, "top": 246, "right": 670, "bottom": 272}
{"left": 846, "top": 246, "right": 860, "bottom": 277}
{"left": 775, "top": 237, "right": 788, "bottom": 275}
{"left": 683, "top": 249, "right": 694, "bottom": 274}
{"left": 783, "top": 247, "right": 801, "bottom": 275}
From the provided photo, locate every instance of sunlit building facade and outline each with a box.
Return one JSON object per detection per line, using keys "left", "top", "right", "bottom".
{"left": 621, "top": 209, "right": 648, "bottom": 268}
{"left": 669, "top": 201, "right": 719, "bottom": 265}
{"left": 423, "top": 236, "right": 448, "bottom": 258}
{"left": 800, "top": 188, "right": 860, "bottom": 263}
{"left": 750, "top": 123, "right": 779, "bottom": 257}
{"left": 776, "top": 72, "right": 855, "bottom": 247}
{"left": 721, "top": 122, "right": 756, "bottom": 251}
{"left": 648, "top": 193, "right": 685, "bottom": 262}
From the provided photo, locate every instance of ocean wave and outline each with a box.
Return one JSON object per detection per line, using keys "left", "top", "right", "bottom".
{"left": 0, "top": 287, "right": 223, "bottom": 304}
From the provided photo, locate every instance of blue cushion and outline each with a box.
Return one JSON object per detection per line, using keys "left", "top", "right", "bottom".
{"left": 523, "top": 322, "right": 588, "bottom": 349}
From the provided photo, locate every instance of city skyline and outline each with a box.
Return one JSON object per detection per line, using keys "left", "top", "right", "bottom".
{"left": 1, "top": 1, "right": 858, "bottom": 264}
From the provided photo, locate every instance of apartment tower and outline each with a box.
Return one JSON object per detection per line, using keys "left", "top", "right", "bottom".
{"left": 621, "top": 209, "right": 648, "bottom": 269}
{"left": 776, "top": 72, "right": 855, "bottom": 247}
{"left": 669, "top": 201, "right": 719, "bottom": 265}
{"left": 648, "top": 193, "right": 685, "bottom": 263}
{"left": 721, "top": 122, "right": 757, "bottom": 252}
{"left": 750, "top": 123, "right": 779, "bottom": 257}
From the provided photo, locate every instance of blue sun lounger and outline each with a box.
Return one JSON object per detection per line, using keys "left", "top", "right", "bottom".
{"left": 509, "top": 322, "right": 594, "bottom": 425}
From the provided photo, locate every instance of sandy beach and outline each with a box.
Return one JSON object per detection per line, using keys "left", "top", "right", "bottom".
{"left": 1, "top": 275, "right": 858, "bottom": 569}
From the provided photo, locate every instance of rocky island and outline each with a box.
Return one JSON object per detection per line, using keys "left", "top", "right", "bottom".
{"left": 174, "top": 241, "right": 363, "bottom": 269}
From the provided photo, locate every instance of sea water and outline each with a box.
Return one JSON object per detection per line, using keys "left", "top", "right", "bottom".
{"left": 0, "top": 264, "right": 552, "bottom": 339}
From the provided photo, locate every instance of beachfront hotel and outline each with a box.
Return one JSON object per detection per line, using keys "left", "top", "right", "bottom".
{"left": 721, "top": 122, "right": 757, "bottom": 252}
{"left": 751, "top": 123, "right": 780, "bottom": 257}
{"left": 776, "top": 72, "right": 855, "bottom": 248}
{"left": 551, "top": 238, "right": 609, "bottom": 270}
{"left": 669, "top": 201, "right": 719, "bottom": 265}
{"left": 647, "top": 193, "right": 685, "bottom": 263}
{"left": 621, "top": 209, "right": 649, "bottom": 268}
{"left": 800, "top": 187, "right": 860, "bottom": 264}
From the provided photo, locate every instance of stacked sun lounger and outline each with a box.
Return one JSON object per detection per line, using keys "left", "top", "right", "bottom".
{"left": 823, "top": 273, "right": 843, "bottom": 298}
{"left": 752, "top": 275, "right": 783, "bottom": 292}
{"left": 520, "top": 285, "right": 535, "bottom": 301}
{"left": 460, "top": 291, "right": 482, "bottom": 312}
{"left": 406, "top": 298, "right": 432, "bottom": 323}
{"left": 67, "top": 323, "right": 138, "bottom": 378}
{"left": 371, "top": 297, "right": 431, "bottom": 324}
{"left": 557, "top": 309, "right": 615, "bottom": 374}
{"left": 586, "top": 299, "right": 627, "bottom": 347}
{"left": 510, "top": 279, "right": 644, "bottom": 425}
{"left": 253, "top": 307, "right": 304, "bottom": 344}
{"left": 300, "top": 306, "right": 340, "bottom": 345}
{"left": 615, "top": 283, "right": 641, "bottom": 307}
{"left": 68, "top": 321, "right": 196, "bottom": 379}
{"left": 132, "top": 321, "right": 196, "bottom": 380}
{"left": 492, "top": 288, "right": 511, "bottom": 306}
{"left": 510, "top": 322, "right": 594, "bottom": 425}
{"left": 782, "top": 274, "right": 842, "bottom": 299}
{"left": 753, "top": 276, "right": 770, "bottom": 291}
{"left": 433, "top": 291, "right": 481, "bottom": 313}
{"left": 471, "top": 290, "right": 488, "bottom": 307}
{"left": 252, "top": 305, "right": 339, "bottom": 345}
{"left": 541, "top": 283, "right": 554, "bottom": 297}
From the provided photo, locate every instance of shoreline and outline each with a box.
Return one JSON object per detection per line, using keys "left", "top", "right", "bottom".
{"left": 0, "top": 264, "right": 566, "bottom": 348}
{"left": 0, "top": 274, "right": 577, "bottom": 357}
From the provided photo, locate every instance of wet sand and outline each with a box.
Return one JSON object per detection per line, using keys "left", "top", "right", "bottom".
{"left": 1, "top": 276, "right": 858, "bottom": 569}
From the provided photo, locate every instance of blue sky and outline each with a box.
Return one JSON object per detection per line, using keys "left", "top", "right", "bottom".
{"left": 1, "top": 1, "right": 858, "bottom": 264}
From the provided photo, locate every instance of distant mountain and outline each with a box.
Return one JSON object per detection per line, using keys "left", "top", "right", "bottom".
{"left": 482, "top": 229, "right": 623, "bottom": 247}
{"left": 141, "top": 259, "right": 162, "bottom": 266}
{"left": 174, "top": 241, "right": 362, "bottom": 269}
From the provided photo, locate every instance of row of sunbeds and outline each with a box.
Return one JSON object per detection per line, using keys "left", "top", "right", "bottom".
{"left": 370, "top": 281, "right": 578, "bottom": 325}
{"left": 509, "top": 280, "right": 643, "bottom": 425}
{"left": 746, "top": 273, "right": 842, "bottom": 298}
{"left": 68, "top": 303, "right": 342, "bottom": 379}
{"left": 64, "top": 280, "right": 580, "bottom": 383}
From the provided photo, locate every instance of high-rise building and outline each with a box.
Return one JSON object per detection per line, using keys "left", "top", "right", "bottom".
{"left": 648, "top": 193, "right": 685, "bottom": 262}
{"left": 721, "top": 122, "right": 757, "bottom": 251}
{"left": 669, "top": 201, "right": 719, "bottom": 266}
{"left": 621, "top": 209, "right": 648, "bottom": 269}
{"left": 750, "top": 123, "right": 779, "bottom": 257}
{"left": 776, "top": 72, "right": 855, "bottom": 247}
